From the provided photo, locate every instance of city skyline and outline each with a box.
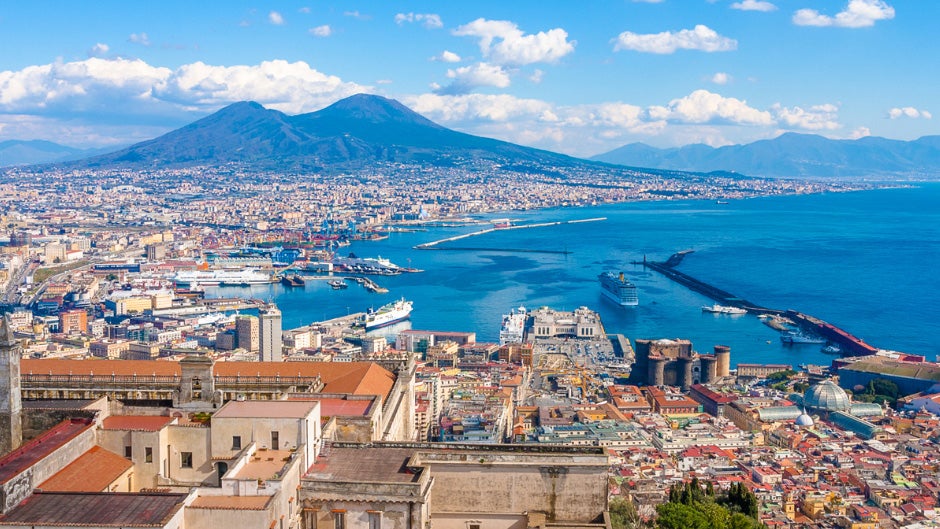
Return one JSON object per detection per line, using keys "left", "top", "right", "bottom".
{"left": 0, "top": 0, "right": 936, "bottom": 156}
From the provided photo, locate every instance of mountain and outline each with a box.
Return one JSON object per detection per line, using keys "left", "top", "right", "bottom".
{"left": 0, "top": 140, "right": 114, "bottom": 167}
{"left": 593, "top": 133, "right": 940, "bottom": 178}
{"left": 69, "top": 94, "right": 584, "bottom": 171}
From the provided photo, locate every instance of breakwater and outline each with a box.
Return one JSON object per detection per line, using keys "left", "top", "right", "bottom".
{"left": 414, "top": 217, "right": 606, "bottom": 250}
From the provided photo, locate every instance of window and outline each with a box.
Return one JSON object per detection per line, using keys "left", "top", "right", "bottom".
{"left": 145, "top": 447, "right": 153, "bottom": 463}
{"left": 124, "top": 445, "right": 132, "bottom": 458}
{"left": 232, "top": 436, "right": 242, "bottom": 450}
{"left": 181, "top": 451, "right": 193, "bottom": 468}
{"left": 469, "top": 524, "right": 481, "bottom": 529}
{"left": 368, "top": 512, "right": 382, "bottom": 529}
{"left": 271, "top": 431, "right": 279, "bottom": 450}
{"left": 332, "top": 511, "right": 345, "bottom": 529}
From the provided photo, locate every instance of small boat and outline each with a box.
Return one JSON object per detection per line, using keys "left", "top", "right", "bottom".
{"left": 328, "top": 279, "right": 348, "bottom": 289}
{"left": 821, "top": 344, "right": 842, "bottom": 355}
{"left": 780, "top": 331, "right": 826, "bottom": 344}
{"left": 702, "top": 304, "right": 747, "bottom": 315}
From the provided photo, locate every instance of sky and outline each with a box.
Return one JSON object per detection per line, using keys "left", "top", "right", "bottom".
{"left": 0, "top": 0, "right": 936, "bottom": 156}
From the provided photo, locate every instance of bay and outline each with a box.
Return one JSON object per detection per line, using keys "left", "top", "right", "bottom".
{"left": 209, "top": 184, "right": 940, "bottom": 369}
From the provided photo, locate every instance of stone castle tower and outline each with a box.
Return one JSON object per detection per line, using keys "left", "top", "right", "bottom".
{"left": 0, "top": 315, "right": 23, "bottom": 455}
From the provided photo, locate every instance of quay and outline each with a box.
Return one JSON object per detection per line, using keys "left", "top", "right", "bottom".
{"left": 641, "top": 251, "right": 882, "bottom": 358}
{"left": 414, "top": 217, "right": 606, "bottom": 250}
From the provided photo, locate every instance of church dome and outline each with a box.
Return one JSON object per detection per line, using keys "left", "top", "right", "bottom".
{"left": 803, "top": 380, "right": 850, "bottom": 412}
{"left": 795, "top": 410, "right": 815, "bottom": 427}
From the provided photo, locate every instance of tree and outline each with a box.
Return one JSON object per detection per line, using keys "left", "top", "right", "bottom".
{"left": 868, "top": 378, "right": 899, "bottom": 399}
{"left": 610, "top": 497, "right": 641, "bottom": 529}
{"left": 655, "top": 502, "right": 708, "bottom": 529}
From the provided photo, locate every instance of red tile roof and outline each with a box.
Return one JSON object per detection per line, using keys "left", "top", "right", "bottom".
{"left": 102, "top": 416, "right": 175, "bottom": 432}
{"left": 38, "top": 446, "right": 131, "bottom": 492}
{"left": 0, "top": 419, "right": 94, "bottom": 485}
{"left": 0, "top": 491, "right": 187, "bottom": 526}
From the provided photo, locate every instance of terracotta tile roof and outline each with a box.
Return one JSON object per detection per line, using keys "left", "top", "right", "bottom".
{"left": 102, "top": 416, "right": 175, "bottom": 432}
{"left": 0, "top": 419, "right": 95, "bottom": 485}
{"left": 21, "top": 359, "right": 397, "bottom": 399}
{"left": 229, "top": 450, "right": 294, "bottom": 480}
{"left": 310, "top": 398, "right": 373, "bottom": 417}
{"left": 190, "top": 496, "right": 272, "bottom": 510}
{"left": 0, "top": 491, "right": 187, "bottom": 527}
{"left": 214, "top": 401, "right": 318, "bottom": 419}
{"left": 38, "top": 446, "right": 131, "bottom": 492}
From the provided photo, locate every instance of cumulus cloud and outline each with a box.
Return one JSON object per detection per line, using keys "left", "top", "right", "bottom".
{"left": 128, "top": 33, "right": 151, "bottom": 46}
{"left": 432, "top": 50, "right": 461, "bottom": 63}
{"left": 731, "top": 0, "right": 777, "bottom": 12}
{"left": 772, "top": 103, "right": 841, "bottom": 130}
{"left": 650, "top": 90, "right": 772, "bottom": 125}
{"left": 268, "top": 11, "right": 285, "bottom": 25}
{"left": 88, "top": 43, "right": 109, "bottom": 57}
{"left": 308, "top": 25, "right": 332, "bottom": 37}
{"left": 395, "top": 13, "right": 443, "bottom": 29}
{"left": 850, "top": 126, "right": 871, "bottom": 139}
{"left": 711, "top": 72, "right": 731, "bottom": 85}
{"left": 612, "top": 25, "right": 737, "bottom": 54}
{"left": 453, "top": 18, "right": 575, "bottom": 66}
{"left": 793, "top": 0, "right": 894, "bottom": 28}
{"left": 888, "top": 107, "right": 931, "bottom": 119}
{"left": 434, "top": 63, "right": 511, "bottom": 95}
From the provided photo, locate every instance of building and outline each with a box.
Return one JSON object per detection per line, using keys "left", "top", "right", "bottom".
{"left": 146, "top": 243, "right": 167, "bottom": 261}
{"left": 526, "top": 306, "right": 603, "bottom": 340}
{"left": 236, "top": 316, "right": 259, "bottom": 353}
{"left": 89, "top": 340, "right": 131, "bottom": 359}
{"left": 258, "top": 305, "right": 282, "bottom": 362}
{"left": 58, "top": 309, "right": 88, "bottom": 335}
{"left": 737, "top": 363, "right": 793, "bottom": 379}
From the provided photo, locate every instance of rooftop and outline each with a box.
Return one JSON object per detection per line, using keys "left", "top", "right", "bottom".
{"left": 189, "top": 495, "right": 272, "bottom": 510}
{"left": 0, "top": 419, "right": 94, "bottom": 485}
{"left": 102, "top": 415, "right": 175, "bottom": 432}
{"left": 38, "top": 446, "right": 131, "bottom": 492}
{"left": 305, "top": 447, "right": 422, "bottom": 483}
{"left": 214, "top": 400, "right": 318, "bottom": 419}
{"left": 0, "top": 491, "right": 187, "bottom": 527}
{"left": 229, "top": 450, "right": 294, "bottom": 481}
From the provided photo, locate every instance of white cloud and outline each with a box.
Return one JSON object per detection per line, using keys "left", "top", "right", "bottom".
{"left": 612, "top": 25, "right": 737, "bottom": 54}
{"left": 849, "top": 126, "right": 871, "bottom": 139}
{"left": 298, "top": 7, "right": 311, "bottom": 14}
{"left": 268, "top": 11, "right": 285, "bottom": 25}
{"left": 395, "top": 13, "right": 443, "bottom": 29}
{"left": 888, "top": 107, "right": 931, "bottom": 119}
{"left": 376, "top": 79, "right": 393, "bottom": 85}
{"left": 653, "top": 90, "right": 772, "bottom": 125}
{"left": 88, "top": 43, "right": 109, "bottom": 57}
{"left": 731, "top": 0, "right": 777, "bottom": 12}
{"left": 344, "top": 11, "right": 369, "bottom": 20}
{"left": 793, "top": 0, "right": 894, "bottom": 28}
{"left": 435, "top": 63, "right": 511, "bottom": 95}
{"left": 308, "top": 25, "right": 332, "bottom": 37}
{"left": 453, "top": 18, "right": 575, "bottom": 66}
{"left": 772, "top": 103, "right": 841, "bottom": 130}
{"left": 529, "top": 69, "right": 544, "bottom": 84}
{"left": 432, "top": 50, "right": 462, "bottom": 63}
{"left": 128, "top": 33, "right": 151, "bottom": 46}
{"left": 711, "top": 72, "right": 731, "bottom": 85}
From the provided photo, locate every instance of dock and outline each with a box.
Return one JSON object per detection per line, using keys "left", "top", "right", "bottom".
{"left": 641, "top": 251, "right": 881, "bottom": 358}
{"left": 414, "top": 217, "right": 606, "bottom": 250}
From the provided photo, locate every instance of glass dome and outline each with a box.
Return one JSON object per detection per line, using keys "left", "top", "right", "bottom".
{"left": 803, "top": 380, "right": 851, "bottom": 412}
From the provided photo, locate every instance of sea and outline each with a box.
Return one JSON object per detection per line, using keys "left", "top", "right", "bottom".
{"left": 208, "top": 184, "right": 940, "bottom": 368}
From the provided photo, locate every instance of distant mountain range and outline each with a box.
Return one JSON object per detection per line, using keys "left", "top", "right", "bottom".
{"left": 593, "top": 133, "right": 940, "bottom": 178}
{"left": 0, "top": 140, "right": 118, "bottom": 167}
{"left": 48, "top": 94, "right": 601, "bottom": 173}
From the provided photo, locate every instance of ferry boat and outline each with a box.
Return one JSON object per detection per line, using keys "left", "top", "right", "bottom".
{"left": 361, "top": 299, "right": 413, "bottom": 330}
{"left": 780, "top": 331, "right": 827, "bottom": 344}
{"left": 499, "top": 306, "right": 528, "bottom": 344}
{"left": 598, "top": 272, "right": 639, "bottom": 306}
{"left": 702, "top": 304, "right": 747, "bottom": 315}
{"left": 172, "top": 268, "right": 273, "bottom": 287}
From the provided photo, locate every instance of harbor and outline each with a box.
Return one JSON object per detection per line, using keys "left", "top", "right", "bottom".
{"left": 414, "top": 217, "right": 606, "bottom": 250}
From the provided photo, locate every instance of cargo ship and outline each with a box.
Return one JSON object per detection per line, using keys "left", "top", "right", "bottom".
{"left": 172, "top": 268, "right": 273, "bottom": 287}
{"left": 499, "top": 306, "right": 528, "bottom": 344}
{"left": 361, "top": 299, "right": 413, "bottom": 330}
{"left": 598, "top": 271, "right": 639, "bottom": 306}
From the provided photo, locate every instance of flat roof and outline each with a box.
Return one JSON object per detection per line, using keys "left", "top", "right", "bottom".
{"left": 39, "top": 446, "right": 131, "bottom": 492}
{"left": 306, "top": 447, "right": 421, "bottom": 483}
{"left": 229, "top": 450, "right": 294, "bottom": 481}
{"left": 190, "top": 495, "right": 272, "bottom": 510}
{"left": 0, "top": 419, "right": 94, "bottom": 485}
{"left": 214, "top": 400, "right": 318, "bottom": 419}
{"left": 0, "top": 491, "right": 187, "bottom": 527}
{"left": 102, "top": 415, "right": 175, "bottom": 432}
{"left": 302, "top": 397, "right": 372, "bottom": 417}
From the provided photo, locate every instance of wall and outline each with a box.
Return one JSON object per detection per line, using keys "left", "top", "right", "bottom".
{"left": 431, "top": 512, "right": 527, "bottom": 529}
{"left": 164, "top": 425, "right": 213, "bottom": 486}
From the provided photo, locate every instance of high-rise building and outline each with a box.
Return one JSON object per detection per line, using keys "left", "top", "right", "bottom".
{"left": 259, "top": 305, "right": 282, "bottom": 362}
{"left": 236, "top": 315, "right": 259, "bottom": 353}
{"left": 59, "top": 309, "right": 88, "bottom": 334}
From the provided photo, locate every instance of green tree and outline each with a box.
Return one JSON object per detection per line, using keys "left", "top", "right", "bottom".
{"left": 655, "top": 503, "right": 708, "bottom": 529}
{"left": 610, "top": 498, "right": 641, "bottom": 529}
{"left": 868, "top": 378, "right": 899, "bottom": 399}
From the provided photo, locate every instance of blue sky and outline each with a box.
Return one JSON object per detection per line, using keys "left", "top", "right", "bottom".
{"left": 0, "top": 0, "right": 935, "bottom": 156}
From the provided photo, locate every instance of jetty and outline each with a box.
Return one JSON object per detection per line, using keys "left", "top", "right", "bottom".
{"left": 414, "top": 217, "right": 606, "bottom": 250}
{"left": 640, "top": 251, "right": 880, "bottom": 358}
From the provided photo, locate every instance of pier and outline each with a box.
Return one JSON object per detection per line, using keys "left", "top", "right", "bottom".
{"left": 414, "top": 217, "right": 606, "bottom": 250}
{"left": 641, "top": 251, "right": 881, "bottom": 358}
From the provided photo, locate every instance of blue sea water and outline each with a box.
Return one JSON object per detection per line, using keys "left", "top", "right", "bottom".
{"left": 210, "top": 184, "right": 940, "bottom": 368}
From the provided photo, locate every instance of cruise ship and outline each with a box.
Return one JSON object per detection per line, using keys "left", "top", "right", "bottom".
{"left": 172, "top": 268, "right": 273, "bottom": 287}
{"left": 598, "top": 271, "right": 639, "bottom": 306}
{"left": 499, "top": 306, "right": 528, "bottom": 344}
{"left": 361, "top": 299, "right": 413, "bottom": 330}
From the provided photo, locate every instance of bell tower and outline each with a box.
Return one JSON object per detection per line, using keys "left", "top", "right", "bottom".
{"left": 0, "top": 315, "right": 23, "bottom": 455}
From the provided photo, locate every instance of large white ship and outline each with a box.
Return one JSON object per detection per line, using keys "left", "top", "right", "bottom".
{"left": 598, "top": 271, "right": 639, "bottom": 306}
{"left": 172, "top": 268, "right": 273, "bottom": 287}
{"left": 361, "top": 299, "right": 413, "bottom": 330}
{"left": 499, "top": 306, "right": 528, "bottom": 344}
